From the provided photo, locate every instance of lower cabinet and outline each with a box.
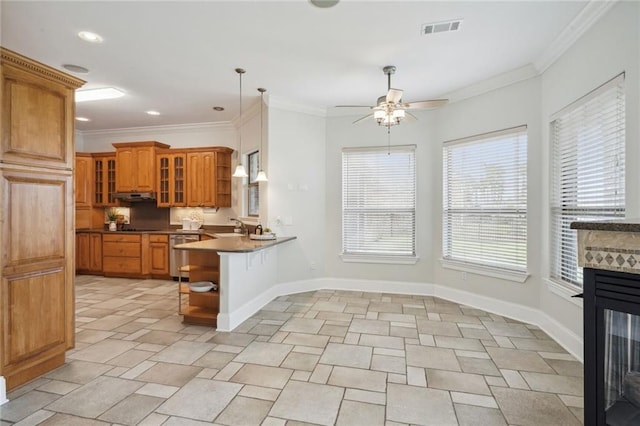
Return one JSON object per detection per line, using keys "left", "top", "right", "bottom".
{"left": 102, "top": 234, "right": 142, "bottom": 276}
{"left": 76, "top": 232, "right": 102, "bottom": 274}
{"left": 149, "top": 234, "right": 169, "bottom": 277}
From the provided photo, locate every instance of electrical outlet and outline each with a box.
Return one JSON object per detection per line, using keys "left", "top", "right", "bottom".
{"left": 462, "top": 271, "right": 467, "bottom": 281}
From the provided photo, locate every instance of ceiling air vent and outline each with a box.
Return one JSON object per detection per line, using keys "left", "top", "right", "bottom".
{"left": 421, "top": 19, "right": 463, "bottom": 36}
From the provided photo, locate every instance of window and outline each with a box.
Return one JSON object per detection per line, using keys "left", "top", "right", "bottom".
{"left": 342, "top": 145, "right": 416, "bottom": 262}
{"left": 550, "top": 74, "right": 625, "bottom": 288}
{"left": 442, "top": 126, "right": 528, "bottom": 274}
{"left": 247, "top": 150, "right": 259, "bottom": 216}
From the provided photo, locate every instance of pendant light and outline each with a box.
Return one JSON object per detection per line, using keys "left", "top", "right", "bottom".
{"left": 255, "top": 87, "right": 268, "bottom": 182}
{"left": 232, "top": 68, "right": 248, "bottom": 178}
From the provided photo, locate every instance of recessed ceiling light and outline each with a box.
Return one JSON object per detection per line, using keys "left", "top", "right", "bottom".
{"left": 75, "top": 117, "right": 91, "bottom": 122}
{"left": 78, "top": 31, "right": 103, "bottom": 43}
{"left": 309, "top": 0, "right": 339, "bottom": 8}
{"left": 63, "top": 64, "right": 89, "bottom": 74}
{"left": 75, "top": 87, "right": 125, "bottom": 102}
{"left": 146, "top": 110, "right": 161, "bottom": 116}
{"left": 212, "top": 106, "right": 224, "bottom": 111}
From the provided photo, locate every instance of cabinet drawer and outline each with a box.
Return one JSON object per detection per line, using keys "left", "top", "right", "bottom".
{"left": 103, "top": 234, "right": 141, "bottom": 243}
{"left": 103, "top": 242, "right": 140, "bottom": 257}
{"left": 103, "top": 256, "right": 141, "bottom": 273}
{"left": 149, "top": 234, "right": 169, "bottom": 243}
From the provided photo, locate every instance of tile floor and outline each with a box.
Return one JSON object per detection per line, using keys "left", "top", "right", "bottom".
{"left": 0, "top": 275, "right": 584, "bottom": 425}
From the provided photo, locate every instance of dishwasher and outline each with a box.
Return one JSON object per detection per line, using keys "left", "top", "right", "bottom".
{"left": 170, "top": 234, "right": 200, "bottom": 279}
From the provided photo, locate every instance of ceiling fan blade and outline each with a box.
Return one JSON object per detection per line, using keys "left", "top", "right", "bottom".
{"left": 405, "top": 99, "right": 449, "bottom": 109}
{"left": 335, "top": 105, "right": 374, "bottom": 108}
{"left": 353, "top": 113, "right": 374, "bottom": 124}
{"left": 386, "top": 88, "right": 403, "bottom": 104}
{"left": 405, "top": 111, "right": 418, "bottom": 121}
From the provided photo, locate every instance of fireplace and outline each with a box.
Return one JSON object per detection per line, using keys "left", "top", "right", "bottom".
{"left": 583, "top": 268, "right": 640, "bottom": 426}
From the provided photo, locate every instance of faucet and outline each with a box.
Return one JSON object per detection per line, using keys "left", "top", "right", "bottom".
{"left": 230, "top": 218, "right": 247, "bottom": 235}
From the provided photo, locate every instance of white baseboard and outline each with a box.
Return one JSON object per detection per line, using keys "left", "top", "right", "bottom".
{"left": 0, "top": 376, "right": 8, "bottom": 406}
{"left": 223, "top": 277, "right": 583, "bottom": 362}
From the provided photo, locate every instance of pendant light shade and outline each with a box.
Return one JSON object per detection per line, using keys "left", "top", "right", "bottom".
{"left": 233, "top": 68, "right": 248, "bottom": 178}
{"left": 256, "top": 87, "right": 268, "bottom": 182}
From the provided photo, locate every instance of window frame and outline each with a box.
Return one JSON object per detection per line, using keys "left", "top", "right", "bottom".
{"left": 441, "top": 125, "right": 529, "bottom": 281}
{"left": 341, "top": 144, "right": 418, "bottom": 265}
{"left": 549, "top": 73, "right": 625, "bottom": 290}
{"left": 247, "top": 150, "right": 259, "bottom": 217}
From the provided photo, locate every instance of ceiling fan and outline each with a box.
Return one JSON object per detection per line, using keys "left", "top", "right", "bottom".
{"left": 337, "top": 65, "right": 448, "bottom": 127}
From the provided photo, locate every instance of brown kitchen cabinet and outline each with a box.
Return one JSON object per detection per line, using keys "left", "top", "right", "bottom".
{"left": 76, "top": 232, "right": 102, "bottom": 274}
{"left": 178, "top": 249, "right": 220, "bottom": 326}
{"left": 93, "top": 153, "right": 117, "bottom": 207}
{"left": 102, "top": 233, "right": 143, "bottom": 276}
{"left": 149, "top": 234, "right": 169, "bottom": 277}
{"left": 0, "top": 47, "right": 84, "bottom": 390}
{"left": 113, "top": 141, "right": 169, "bottom": 193}
{"left": 186, "top": 147, "right": 233, "bottom": 207}
{"left": 157, "top": 150, "right": 186, "bottom": 207}
{"left": 75, "top": 153, "right": 93, "bottom": 208}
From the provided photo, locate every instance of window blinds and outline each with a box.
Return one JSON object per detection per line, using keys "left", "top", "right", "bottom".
{"left": 443, "top": 126, "right": 528, "bottom": 272}
{"left": 342, "top": 145, "right": 416, "bottom": 257}
{"left": 550, "top": 74, "right": 625, "bottom": 287}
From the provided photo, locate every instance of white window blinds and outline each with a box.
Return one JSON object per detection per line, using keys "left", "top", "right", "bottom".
{"left": 443, "top": 126, "right": 528, "bottom": 272}
{"left": 550, "top": 74, "right": 625, "bottom": 287}
{"left": 342, "top": 145, "right": 416, "bottom": 258}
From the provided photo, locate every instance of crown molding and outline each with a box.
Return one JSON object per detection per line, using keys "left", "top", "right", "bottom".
{"left": 267, "top": 95, "right": 326, "bottom": 117}
{"left": 533, "top": 0, "right": 618, "bottom": 73}
{"left": 78, "top": 121, "right": 235, "bottom": 137}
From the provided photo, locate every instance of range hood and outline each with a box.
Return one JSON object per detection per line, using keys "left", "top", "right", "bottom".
{"left": 112, "top": 192, "right": 156, "bottom": 202}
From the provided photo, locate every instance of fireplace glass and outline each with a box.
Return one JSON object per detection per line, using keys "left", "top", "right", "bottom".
{"left": 604, "top": 309, "right": 640, "bottom": 426}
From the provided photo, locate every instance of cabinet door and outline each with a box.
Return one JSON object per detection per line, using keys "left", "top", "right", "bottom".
{"left": 135, "top": 147, "right": 156, "bottom": 192}
{"left": 187, "top": 153, "right": 203, "bottom": 206}
{"left": 157, "top": 155, "right": 171, "bottom": 207}
{"left": 115, "top": 147, "right": 135, "bottom": 191}
{"left": 93, "top": 158, "right": 105, "bottom": 205}
{"left": 76, "top": 232, "right": 90, "bottom": 271}
{"left": 75, "top": 156, "right": 92, "bottom": 207}
{"left": 89, "top": 233, "right": 102, "bottom": 272}
{"left": 201, "top": 152, "right": 216, "bottom": 207}
{"left": 173, "top": 153, "right": 186, "bottom": 206}
{"left": 149, "top": 243, "right": 169, "bottom": 275}
{"left": 105, "top": 157, "right": 117, "bottom": 205}
{"left": 215, "top": 151, "right": 232, "bottom": 207}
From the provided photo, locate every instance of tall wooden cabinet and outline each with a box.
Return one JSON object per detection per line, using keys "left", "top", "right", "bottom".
{"left": 0, "top": 48, "right": 84, "bottom": 390}
{"left": 186, "top": 147, "right": 232, "bottom": 208}
{"left": 157, "top": 150, "right": 186, "bottom": 207}
{"left": 93, "top": 153, "right": 117, "bottom": 206}
{"left": 113, "top": 141, "right": 169, "bottom": 192}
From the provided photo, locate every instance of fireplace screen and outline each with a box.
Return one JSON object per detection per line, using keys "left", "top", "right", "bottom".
{"left": 604, "top": 309, "right": 640, "bottom": 426}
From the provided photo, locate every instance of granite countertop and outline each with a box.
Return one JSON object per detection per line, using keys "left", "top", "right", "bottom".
{"left": 570, "top": 218, "right": 640, "bottom": 232}
{"left": 174, "top": 236, "right": 296, "bottom": 253}
{"left": 75, "top": 227, "right": 233, "bottom": 235}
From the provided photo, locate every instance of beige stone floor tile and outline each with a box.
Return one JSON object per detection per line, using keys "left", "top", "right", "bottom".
{"left": 311, "top": 301, "right": 347, "bottom": 312}
{"left": 248, "top": 323, "right": 281, "bottom": 336}
{"left": 458, "top": 356, "right": 501, "bottom": 376}
{"left": 44, "top": 360, "right": 113, "bottom": 385}
{"left": 0, "top": 391, "right": 60, "bottom": 423}
{"left": 81, "top": 314, "right": 135, "bottom": 331}
{"left": 546, "top": 358, "right": 584, "bottom": 377}
{"left": 67, "top": 338, "right": 138, "bottom": 363}
{"left": 492, "top": 386, "right": 581, "bottom": 426}
{"left": 509, "top": 336, "right": 566, "bottom": 352}
{"left": 282, "top": 332, "right": 330, "bottom": 348}
{"left": 46, "top": 376, "right": 143, "bottom": 419}
{"left": 75, "top": 329, "right": 116, "bottom": 344}
{"left": 107, "top": 348, "right": 154, "bottom": 367}
{"left": 426, "top": 369, "right": 491, "bottom": 395}
{"left": 486, "top": 347, "right": 555, "bottom": 373}
{"left": 390, "top": 325, "right": 419, "bottom": 339}
{"left": 135, "top": 362, "right": 202, "bottom": 386}
{"left": 156, "top": 378, "right": 242, "bottom": 422}
{"left": 138, "top": 412, "right": 170, "bottom": 426}
{"left": 214, "top": 396, "right": 273, "bottom": 425}
{"left": 327, "top": 366, "right": 386, "bottom": 392}
{"left": 386, "top": 383, "right": 457, "bottom": 425}
{"left": 97, "top": 393, "right": 164, "bottom": 425}
{"left": 406, "top": 366, "right": 427, "bottom": 387}
{"left": 406, "top": 345, "right": 461, "bottom": 371}
{"left": 387, "top": 373, "right": 407, "bottom": 384}
{"left": 319, "top": 343, "right": 372, "bottom": 369}
{"left": 344, "top": 388, "right": 386, "bottom": 405}
{"left": 135, "top": 383, "right": 180, "bottom": 398}
{"left": 336, "top": 400, "right": 386, "bottom": 426}
{"left": 416, "top": 319, "right": 461, "bottom": 337}
{"left": 145, "top": 317, "right": 186, "bottom": 332}
{"left": 485, "top": 375, "right": 508, "bottom": 387}
{"left": 520, "top": 371, "right": 583, "bottom": 396}
{"left": 358, "top": 333, "right": 405, "bottom": 350}
{"left": 451, "top": 392, "right": 498, "bottom": 408}
{"left": 309, "top": 364, "right": 333, "bottom": 384}
{"left": 281, "top": 352, "right": 320, "bottom": 371}
{"left": 214, "top": 361, "right": 245, "bottom": 381}
{"left": 453, "top": 403, "right": 507, "bottom": 426}
{"left": 238, "top": 385, "right": 282, "bottom": 401}
{"left": 150, "top": 341, "right": 215, "bottom": 365}
{"left": 135, "top": 330, "right": 184, "bottom": 345}
{"left": 193, "top": 350, "right": 236, "bottom": 369}
{"left": 35, "top": 380, "right": 80, "bottom": 395}
{"left": 11, "top": 409, "right": 56, "bottom": 426}
{"left": 435, "top": 336, "right": 485, "bottom": 351}
{"left": 268, "top": 380, "right": 344, "bottom": 425}
{"left": 261, "top": 416, "right": 287, "bottom": 426}
{"left": 348, "top": 319, "right": 390, "bottom": 336}
{"left": 134, "top": 341, "right": 168, "bottom": 352}
{"left": 230, "top": 364, "right": 293, "bottom": 389}
{"left": 37, "top": 413, "right": 111, "bottom": 425}
{"left": 371, "top": 354, "right": 406, "bottom": 374}
{"left": 209, "top": 332, "right": 257, "bottom": 347}
{"left": 280, "top": 318, "right": 325, "bottom": 334}
{"left": 482, "top": 321, "right": 535, "bottom": 339}
{"left": 233, "top": 341, "right": 293, "bottom": 366}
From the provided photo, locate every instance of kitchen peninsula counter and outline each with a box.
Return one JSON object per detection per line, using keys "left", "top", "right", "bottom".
{"left": 174, "top": 236, "right": 296, "bottom": 253}
{"left": 175, "top": 235, "right": 296, "bottom": 331}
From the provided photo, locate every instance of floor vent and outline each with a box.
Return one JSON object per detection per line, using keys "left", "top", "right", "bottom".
{"left": 421, "top": 19, "right": 463, "bottom": 36}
